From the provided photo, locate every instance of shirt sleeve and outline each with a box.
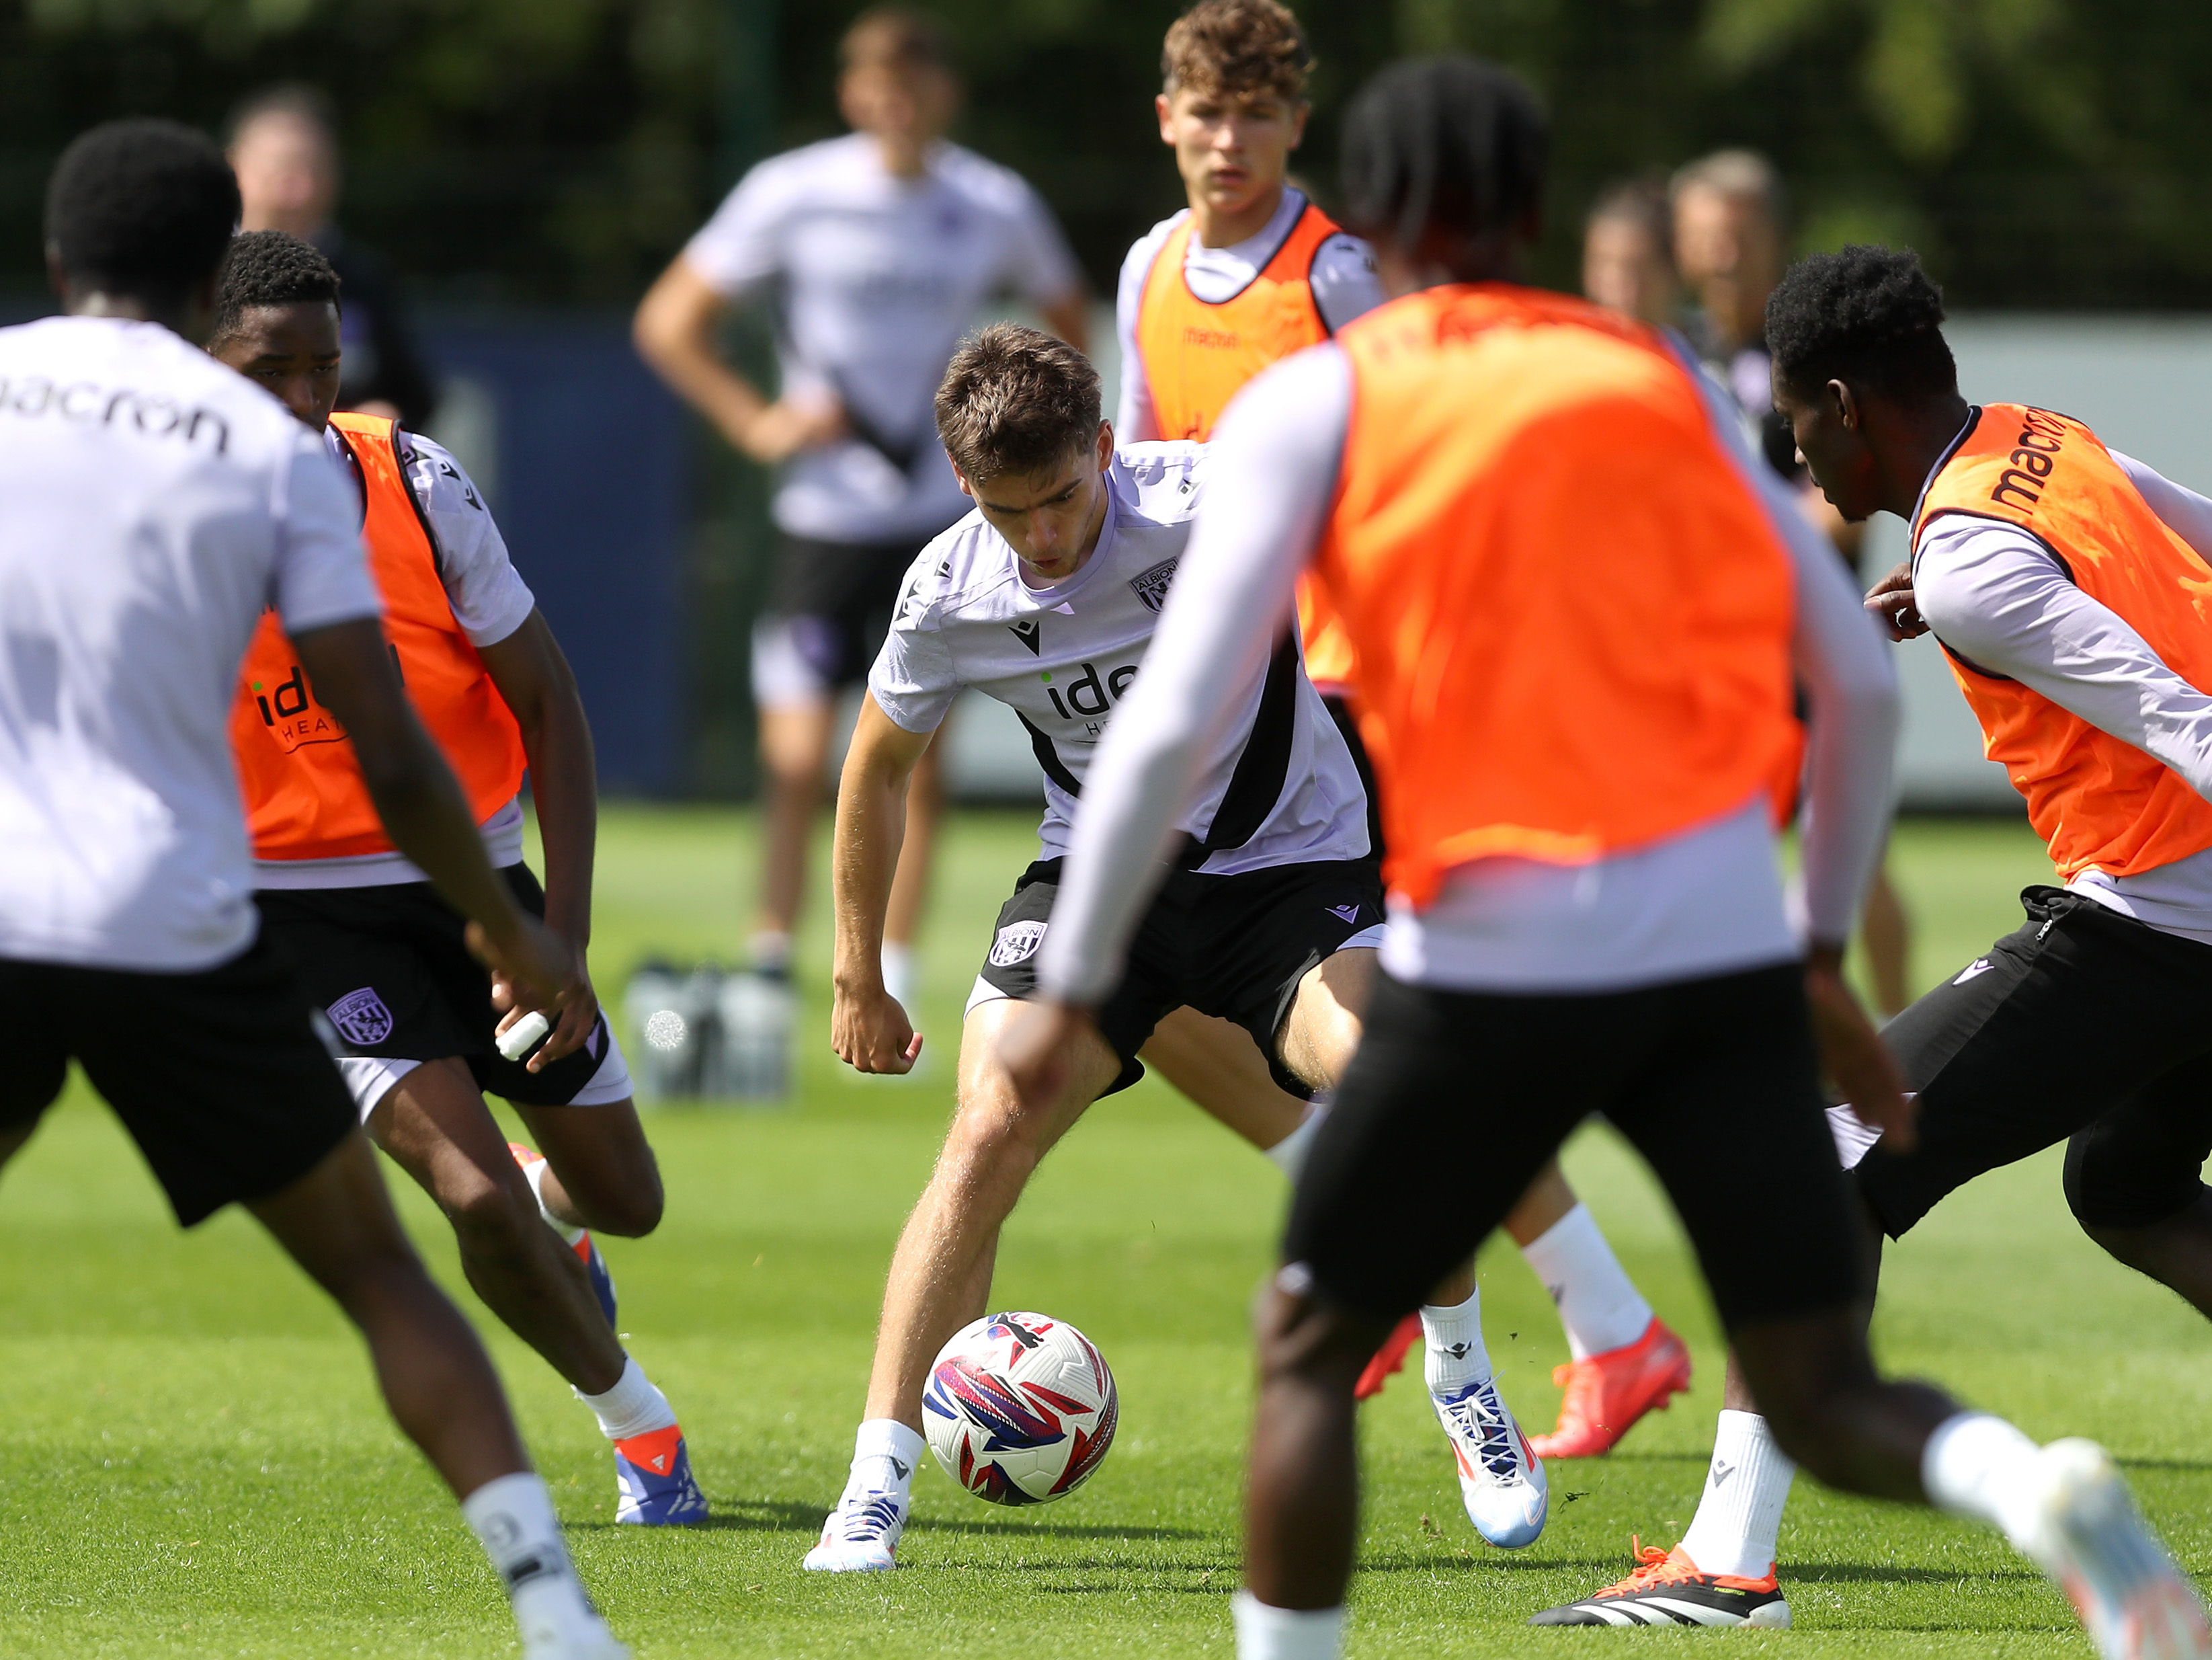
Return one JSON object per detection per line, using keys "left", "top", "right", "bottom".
{"left": 1309, "top": 233, "right": 1387, "bottom": 335}
{"left": 2112, "top": 450, "right": 2212, "bottom": 565}
{"left": 865, "top": 562, "right": 962, "bottom": 736}
{"left": 1000, "top": 178, "right": 1085, "bottom": 309}
{"left": 1915, "top": 516, "right": 2212, "bottom": 801}
{"left": 680, "top": 165, "right": 786, "bottom": 301}
{"left": 270, "top": 428, "right": 382, "bottom": 633}
{"left": 1113, "top": 231, "right": 1163, "bottom": 442}
{"left": 1036, "top": 346, "right": 1350, "bottom": 1005}
{"left": 1674, "top": 335, "right": 1899, "bottom": 947}
{"left": 398, "top": 432, "right": 536, "bottom": 647}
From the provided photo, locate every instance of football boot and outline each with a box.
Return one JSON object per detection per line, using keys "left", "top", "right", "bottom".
{"left": 1433, "top": 1376, "right": 1548, "bottom": 1548}
{"left": 1529, "top": 1316, "right": 1691, "bottom": 1459}
{"left": 1531, "top": 1540, "right": 1790, "bottom": 1628}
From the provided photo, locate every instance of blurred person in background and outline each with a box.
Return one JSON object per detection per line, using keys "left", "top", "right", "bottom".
{"left": 227, "top": 85, "right": 439, "bottom": 430}
{"left": 634, "top": 7, "right": 1089, "bottom": 1017}
{"left": 1674, "top": 149, "right": 1914, "bottom": 1014}
{"left": 1582, "top": 175, "right": 1678, "bottom": 327}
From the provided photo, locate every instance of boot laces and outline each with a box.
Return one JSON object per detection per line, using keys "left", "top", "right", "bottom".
{"left": 1596, "top": 1538, "right": 1699, "bottom": 1597}
{"left": 1440, "top": 1382, "right": 1522, "bottom": 1480}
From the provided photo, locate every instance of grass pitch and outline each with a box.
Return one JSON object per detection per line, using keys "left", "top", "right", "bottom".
{"left": 1, "top": 809, "right": 2205, "bottom": 1657}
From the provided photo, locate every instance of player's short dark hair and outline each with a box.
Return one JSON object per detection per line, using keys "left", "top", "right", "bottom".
{"left": 1339, "top": 56, "right": 1547, "bottom": 255}
{"left": 225, "top": 84, "right": 338, "bottom": 148}
{"left": 45, "top": 120, "right": 241, "bottom": 307}
{"left": 210, "top": 230, "right": 341, "bottom": 346}
{"left": 1163, "top": 0, "right": 1313, "bottom": 103}
{"left": 936, "top": 323, "right": 1101, "bottom": 486}
{"left": 841, "top": 8, "right": 955, "bottom": 75}
{"left": 1766, "top": 245, "right": 1957, "bottom": 403}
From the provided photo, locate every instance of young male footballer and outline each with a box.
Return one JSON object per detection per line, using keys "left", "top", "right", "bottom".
{"left": 807, "top": 323, "right": 1547, "bottom": 1570}
{"left": 1124, "top": 0, "right": 1689, "bottom": 1459}
{"left": 211, "top": 229, "right": 704, "bottom": 1526}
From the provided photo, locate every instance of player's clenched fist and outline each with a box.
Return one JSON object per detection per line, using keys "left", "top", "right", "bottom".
{"left": 833, "top": 984, "right": 924, "bottom": 1074}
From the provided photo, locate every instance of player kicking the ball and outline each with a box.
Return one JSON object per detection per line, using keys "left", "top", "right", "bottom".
{"left": 1001, "top": 59, "right": 2209, "bottom": 1660}
{"left": 210, "top": 230, "right": 704, "bottom": 1526}
{"left": 1535, "top": 246, "right": 2212, "bottom": 1635}
{"left": 1121, "top": 0, "right": 1688, "bottom": 1455}
{"left": 807, "top": 322, "right": 1545, "bottom": 1569}
{"left": 1, "top": 122, "right": 627, "bottom": 1658}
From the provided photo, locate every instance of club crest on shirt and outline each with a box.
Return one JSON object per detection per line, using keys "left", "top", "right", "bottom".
{"left": 328, "top": 986, "right": 395, "bottom": 1047}
{"left": 988, "top": 920, "right": 1049, "bottom": 967}
{"left": 1127, "top": 557, "right": 1179, "bottom": 615}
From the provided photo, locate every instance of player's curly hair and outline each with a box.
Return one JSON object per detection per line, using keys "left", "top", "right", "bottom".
{"left": 935, "top": 323, "right": 1100, "bottom": 487}
{"left": 1766, "top": 245, "right": 1956, "bottom": 402}
{"left": 44, "top": 119, "right": 240, "bottom": 305}
{"left": 1339, "top": 56, "right": 1547, "bottom": 258}
{"left": 210, "top": 230, "right": 342, "bottom": 346}
{"left": 1163, "top": 0, "right": 1311, "bottom": 102}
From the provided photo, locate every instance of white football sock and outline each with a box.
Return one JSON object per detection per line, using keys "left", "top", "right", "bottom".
{"left": 518, "top": 1154, "right": 586, "bottom": 1248}
{"left": 847, "top": 1418, "right": 926, "bottom": 1501}
{"left": 1420, "top": 1290, "right": 1492, "bottom": 1393}
{"left": 748, "top": 929, "right": 792, "bottom": 976}
{"left": 881, "top": 942, "right": 918, "bottom": 1009}
{"left": 1265, "top": 1102, "right": 1329, "bottom": 1181}
{"left": 1519, "top": 1203, "right": 1651, "bottom": 1359}
{"left": 1679, "top": 1410, "right": 1797, "bottom": 1579}
{"left": 1922, "top": 1411, "right": 2045, "bottom": 1547}
{"left": 576, "top": 1356, "right": 677, "bottom": 1441}
{"left": 462, "top": 1472, "right": 608, "bottom": 1653}
{"left": 1232, "top": 1590, "right": 1344, "bottom": 1660}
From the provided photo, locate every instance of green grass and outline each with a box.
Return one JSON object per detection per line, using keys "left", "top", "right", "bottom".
{"left": 1, "top": 809, "right": 2202, "bottom": 1656}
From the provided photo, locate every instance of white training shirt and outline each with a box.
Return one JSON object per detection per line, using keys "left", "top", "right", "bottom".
{"left": 868, "top": 442, "right": 1370, "bottom": 876}
{"left": 253, "top": 426, "right": 538, "bottom": 892}
{"left": 1034, "top": 330, "right": 1901, "bottom": 1007}
{"left": 0, "top": 315, "right": 380, "bottom": 971}
{"left": 684, "top": 133, "right": 1085, "bottom": 545}
{"left": 1911, "top": 426, "right": 2212, "bottom": 947}
{"left": 1113, "top": 189, "right": 1386, "bottom": 442}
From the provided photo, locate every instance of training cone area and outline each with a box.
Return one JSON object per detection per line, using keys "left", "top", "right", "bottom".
{"left": 1, "top": 809, "right": 2201, "bottom": 1657}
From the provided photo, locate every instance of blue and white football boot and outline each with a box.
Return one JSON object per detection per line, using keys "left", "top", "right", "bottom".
{"left": 1433, "top": 1376, "right": 1549, "bottom": 1548}
{"left": 803, "top": 1479, "right": 909, "bottom": 1572}
{"left": 612, "top": 1425, "right": 708, "bottom": 1526}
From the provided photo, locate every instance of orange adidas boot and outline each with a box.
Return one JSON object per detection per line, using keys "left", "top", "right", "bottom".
{"left": 1530, "top": 1539, "right": 1789, "bottom": 1626}
{"left": 1527, "top": 1315, "right": 1690, "bottom": 1458}
{"left": 1354, "top": 1312, "right": 1423, "bottom": 1400}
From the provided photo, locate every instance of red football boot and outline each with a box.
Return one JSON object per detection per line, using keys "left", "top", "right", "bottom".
{"left": 1527, "top": 1316, "right": 1691, "bottom": 1458}
{"left": 1354, "top": 1312, "right": 1423, "bottom": 1400}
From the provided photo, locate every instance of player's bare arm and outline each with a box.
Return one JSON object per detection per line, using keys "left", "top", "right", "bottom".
{"left": 476, "top": 610, "right": 602, "bottom": 1067}
{"left": 632, "top": 258, "right": 847, "bottom": 465}
{"left": 832, "top": 695, "right": 935, "bottom": 1073}
{"left": 292, "top": 615, "right": 582, "bottom": 1015}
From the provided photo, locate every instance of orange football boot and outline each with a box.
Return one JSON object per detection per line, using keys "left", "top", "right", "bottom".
{"left": 1527, "top": 1315, "right": 1690, "bottom": 1458}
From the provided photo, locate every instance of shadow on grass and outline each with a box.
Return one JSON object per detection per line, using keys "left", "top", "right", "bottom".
{"left": 586, "top": 1495, "right": 1211, "bottom": 1543}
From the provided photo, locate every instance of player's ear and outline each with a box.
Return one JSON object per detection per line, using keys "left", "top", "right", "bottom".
{"left": 1287, "top": 100, "right": 1311, "bottom": 149}
{"left": 1155, "top": 91, "right": 1176, "bottom": 143}
{"left": 950, "top": 459, "right": 977, "bottom": 500}
{"left": 1828, "top": 379, "right": 1860, "bottom": 434}
{"left": 1095, "top": 420, "right": 1114, "bottom": 468}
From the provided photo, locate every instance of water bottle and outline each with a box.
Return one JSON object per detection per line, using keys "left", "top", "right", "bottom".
{"left": 624, "top": 960, "right": 701, "bottom": 1103}
{"left": 718, "top": 969, "right": 794, "bottom": 1102}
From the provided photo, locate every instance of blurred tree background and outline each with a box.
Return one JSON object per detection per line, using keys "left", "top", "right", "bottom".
{"left": 5, "top": 0, "right": 2212, "bottom": 309}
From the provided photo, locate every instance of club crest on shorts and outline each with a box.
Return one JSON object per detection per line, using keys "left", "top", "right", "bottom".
{"left": 989, "top": 920, "right": 1049, "bottom": 967}
{"left": 328, "top": 986, "right": 394, "bottom": 1047}
{"left": 1127, "top": 557, "right": 1179, "bottom": 614}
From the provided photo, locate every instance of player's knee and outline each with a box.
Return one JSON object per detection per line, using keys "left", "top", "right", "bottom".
{"left": 443, "top": 1167, "right": 542, "bottom": 1255}
{"left": 1254, "top": 1278, "right": 1383, "bottom": 1390}
{"left": 579, "top": 1169, "right": 664, "bottom": 1238}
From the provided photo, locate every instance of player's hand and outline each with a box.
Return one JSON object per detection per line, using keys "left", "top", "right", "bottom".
{"left": 995, "top": 999, "right": 1091, "bottom": 1111}
{"left": 732, "top": 393, "right": 847, "bottom": 465}
{"left": 493, "top": 959, "right": 602, "bottom": 1073}
{"left": 1863, "top": 561, "right": 1929, "bottom": 641}
{"left": 1804, "top": 943, "right": 1916, "bottom": 1152}
{"left": 468, "top": 913, "right": 587, "bottom": 1031}
{"left": 832, "top": 982, "right": 924, "bottom": 1074}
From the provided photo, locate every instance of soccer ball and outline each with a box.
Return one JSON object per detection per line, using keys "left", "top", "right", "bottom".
{"left": 922, "top": 1310, "right": 1118, "bottom": 1506}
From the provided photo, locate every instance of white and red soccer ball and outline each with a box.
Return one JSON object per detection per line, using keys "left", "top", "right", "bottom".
{"left": 922, "top": 1310, "right": 1118, "bottom": 1506}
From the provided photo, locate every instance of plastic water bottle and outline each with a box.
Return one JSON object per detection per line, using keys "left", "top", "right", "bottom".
{"left": 718, "top": 970, "right": 794, "bottom": 1102}
{"left": 624, "top": 961, "right": 700, "bottom": 1103}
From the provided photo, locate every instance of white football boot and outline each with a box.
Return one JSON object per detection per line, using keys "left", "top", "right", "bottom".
{"left": 803, "top": 1478, "right": 909, "bottom": 1572}
{"left": 2018, "top": 1439, "right": 2211, "bottom": 1660}
{"left": 1432, "top": 1376, "right": 1549, "bottom": 1548}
